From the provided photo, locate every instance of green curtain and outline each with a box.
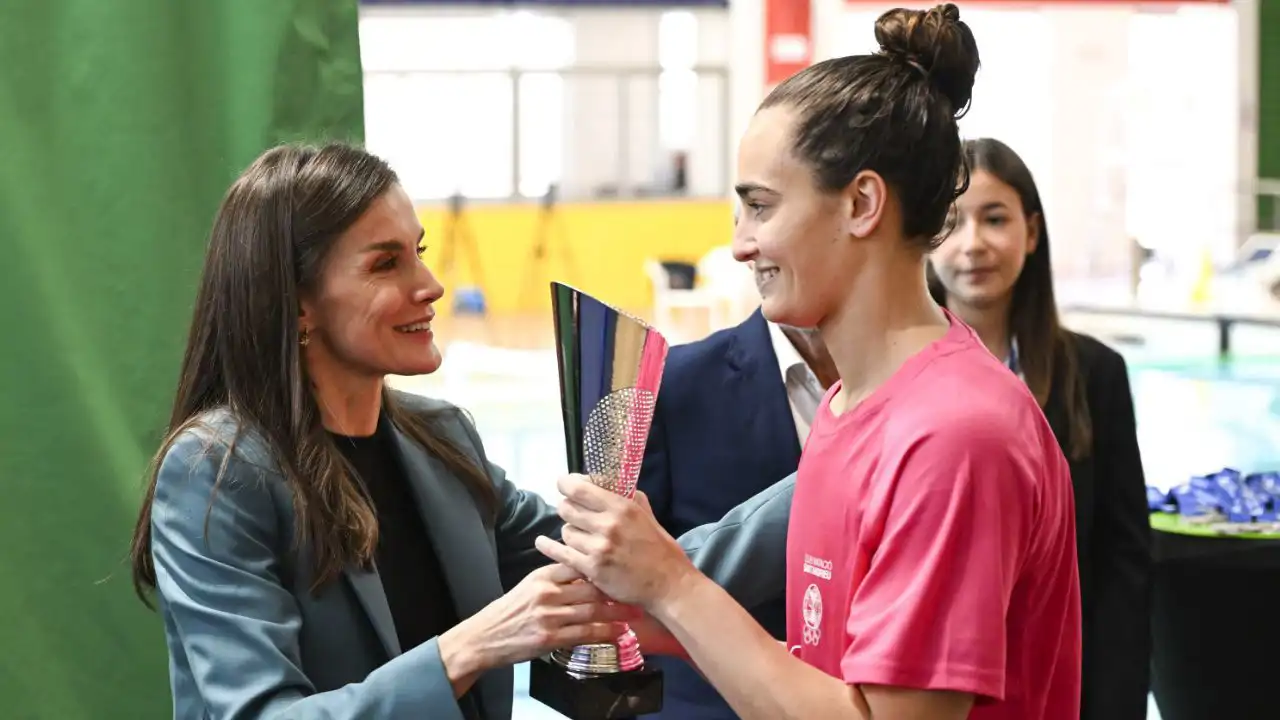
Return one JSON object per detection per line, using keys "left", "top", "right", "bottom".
{"left": 1261, "top": 0, "right": 1280, "bottom": 229}
{"left": 0, "top": 1, "right": 364, "bottom": 715}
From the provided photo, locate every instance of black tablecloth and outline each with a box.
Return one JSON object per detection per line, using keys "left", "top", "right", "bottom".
{"left": 1150, "top": 529, "right": 1280, "bottom": 720}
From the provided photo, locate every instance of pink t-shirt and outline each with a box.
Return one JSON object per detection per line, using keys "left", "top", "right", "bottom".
{"left": 785, "top": 313, "right": 1081, "bottom": 719}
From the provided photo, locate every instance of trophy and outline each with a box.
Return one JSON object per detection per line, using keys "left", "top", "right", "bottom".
{"left": 529, "top": 282, "right": 669, "bottom": 720}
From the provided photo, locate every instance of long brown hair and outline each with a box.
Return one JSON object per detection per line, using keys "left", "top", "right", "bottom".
{"left": 929, "top": 138, "right": 1092, "bottom": 460}
{"left": 129, "top": 144, "right": 496, "bottom": 605}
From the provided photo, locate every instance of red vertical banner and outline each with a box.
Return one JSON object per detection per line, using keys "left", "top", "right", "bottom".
{"left": 764, "top": 0, "right": 813, "bottom": 88}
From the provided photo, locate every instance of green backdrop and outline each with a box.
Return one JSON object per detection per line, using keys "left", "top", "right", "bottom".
{"left": 1261, "top": 0, "right": 1280, "bottom": 228}
{"left": 0, "top": 1, "right": 364, "bottom": 716}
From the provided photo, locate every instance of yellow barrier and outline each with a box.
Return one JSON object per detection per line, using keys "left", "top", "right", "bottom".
{"left": 417, "top": 198, "right": 733, "bottom": 315}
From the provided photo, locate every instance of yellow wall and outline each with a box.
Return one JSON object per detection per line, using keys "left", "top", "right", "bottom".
{"left": 417, "top": 198, "right": 733, "bottom": 315}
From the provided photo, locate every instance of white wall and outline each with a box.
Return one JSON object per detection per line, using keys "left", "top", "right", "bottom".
{"left": 810, "top": 0, "right": 1243, "bottom": 281}
{"left": 1236, "top": 0, "right": 1260, "bottom": 240}
{"left": 359, "top": 4, "right": 730, "bottom": 202}
{"left": 1123, "top": 5, "right": 1242, "bottom": 270}
{"left": 728, "top": 0, "right": 766, "bottom": 186}
{"left": 563, "top": 7, "right": 731, "bottom": 198}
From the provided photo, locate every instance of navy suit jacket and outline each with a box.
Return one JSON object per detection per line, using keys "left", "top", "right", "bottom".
{"left": 638, "top": 309, "right": 803, "bottom": 720}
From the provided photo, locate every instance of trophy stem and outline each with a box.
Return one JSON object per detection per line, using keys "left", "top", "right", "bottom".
{"left": 550, "top": 625, "right": 645, "bottom": 678}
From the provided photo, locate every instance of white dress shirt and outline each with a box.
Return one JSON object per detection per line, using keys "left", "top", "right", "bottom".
{"left": 766, "top": 320, "right": 827, "bottom": 445}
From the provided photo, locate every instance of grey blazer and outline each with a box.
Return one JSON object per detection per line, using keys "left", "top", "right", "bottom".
{"left": 150, "top": 392, "right": 794, "bottom": 720}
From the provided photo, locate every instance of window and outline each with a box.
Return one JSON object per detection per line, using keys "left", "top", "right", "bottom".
{"left": 518, "top": 73, "right": 565, "bottom": 198}
{"left": 361, "top": 11, "right": 574, "bottom": 200}
{"left": 364, "top": 72, "right": 515, "bottom": 199}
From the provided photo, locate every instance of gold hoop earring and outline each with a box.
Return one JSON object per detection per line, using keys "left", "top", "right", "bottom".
{"left": 300, "top": 329, "right": 310, "bottom": 347}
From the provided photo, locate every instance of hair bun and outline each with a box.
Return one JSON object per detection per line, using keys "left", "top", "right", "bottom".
{"left": 874, "top": 3, "right": 980, "bottom": 114}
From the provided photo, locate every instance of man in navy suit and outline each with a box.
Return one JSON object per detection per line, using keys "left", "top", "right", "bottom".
{"left": 637, "top": 266, "right": 836, "bottom": 720}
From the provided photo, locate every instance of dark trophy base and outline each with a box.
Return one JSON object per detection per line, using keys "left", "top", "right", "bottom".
{"left": 528, "top": 654, "right": 664, "bottom": 720}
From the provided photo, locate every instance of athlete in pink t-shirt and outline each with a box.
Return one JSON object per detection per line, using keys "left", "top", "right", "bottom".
{"left": 536, "top": 4, "right": 1082, "bottom": 719}
{"left": 786, "top": 312, "right": 1079, "bottom": 719}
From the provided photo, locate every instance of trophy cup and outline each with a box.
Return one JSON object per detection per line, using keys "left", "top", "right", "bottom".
{"left": 528, "top": 281, "right": 668, "bottom": 720}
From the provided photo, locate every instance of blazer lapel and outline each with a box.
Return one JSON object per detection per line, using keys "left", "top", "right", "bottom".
{"left": 389, "top": 423, "right": 510, "bottom": 719}
{"left": 338, "top": 418, "right": 505, "bottom": 665}
{"left": 387, "top": 424, "right": 504, "bottom": 629}
{"left": 343, "top": 564, "right": 402, "bottom": 659}
{"left": 728, "top": 310, "right": 804, "bottom": 468}
{"left": 331, "top": 419, "right": 401, "bottom": 659}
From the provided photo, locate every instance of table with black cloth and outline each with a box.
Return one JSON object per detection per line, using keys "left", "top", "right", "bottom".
{"left": 1149, "top": 512, "right": 1280, "bottom": 720}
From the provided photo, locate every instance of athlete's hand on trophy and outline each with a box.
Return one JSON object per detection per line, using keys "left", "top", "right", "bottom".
{"left": 536, "top": 473, "right": 697, "bottom": 610}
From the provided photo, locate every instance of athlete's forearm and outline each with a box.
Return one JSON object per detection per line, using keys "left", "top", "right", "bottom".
{"left": 651, "top": 572, "right": 870, "bottom": 720}
{"left": 629, "top": 613, "right": 689, "bottom": 660}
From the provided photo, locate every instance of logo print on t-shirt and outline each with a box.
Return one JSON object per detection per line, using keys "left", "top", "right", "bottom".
{"left": 802, "top": 583, "right": 823, "bottom": 646}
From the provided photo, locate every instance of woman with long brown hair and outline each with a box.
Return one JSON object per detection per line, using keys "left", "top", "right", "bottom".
{"left": 127, "top": 143, "right": 790, "bottom": 719}
{"left": 927, "top": 138, "right": 1151, "bottom": 720}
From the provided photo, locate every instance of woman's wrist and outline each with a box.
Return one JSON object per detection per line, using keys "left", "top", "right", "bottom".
{"left": 439, "top": 622, "right": 486, "bottom": 697}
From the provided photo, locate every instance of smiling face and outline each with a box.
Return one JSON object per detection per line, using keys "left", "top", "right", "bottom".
{"left": 732, "top": 106, "right": 886, "bottom": 329}
{"left": 930, "top": 169, "right": 1040, "bottom": 312}
{"left": 299, "top": 183, "right": 444, "bottom": 382}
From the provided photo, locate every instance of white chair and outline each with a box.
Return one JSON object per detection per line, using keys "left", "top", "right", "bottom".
{"left": 694, "top": 245, "right": 759, "bottom": 329}
{"left": 645, "top": 259, "right": 718, "bottom": 340}
{"left": 645, "top": 247, "right": 762, "bottom": 340}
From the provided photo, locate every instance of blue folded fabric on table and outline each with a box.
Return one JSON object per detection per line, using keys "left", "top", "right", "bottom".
{"left": 1148, "top": 485, "right": 1174, "bottom": 512}
{"left": 1149, "top": 468, "right": 1280, "bottom": 522}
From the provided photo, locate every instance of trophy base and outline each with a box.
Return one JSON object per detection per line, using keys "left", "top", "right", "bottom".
{"left": 528, "top": 654, "right": 664, "bottom": 720}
